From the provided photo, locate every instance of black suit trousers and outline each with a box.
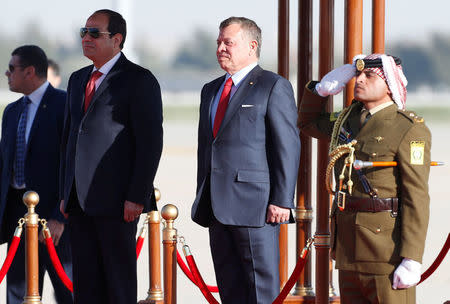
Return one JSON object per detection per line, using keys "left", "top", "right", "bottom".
{"left": 67, "top": 184, "right": 138, "bottom": 304}
{"left": 209, "top": 218, "right": 280, "bottom": 304}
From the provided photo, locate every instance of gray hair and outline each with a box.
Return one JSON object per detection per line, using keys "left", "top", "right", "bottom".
{"left": 219, "top": 17, "right": 262, "bottom": 58}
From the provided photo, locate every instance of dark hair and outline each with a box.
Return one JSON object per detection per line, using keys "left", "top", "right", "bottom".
{"left": 93, "top": 9, "right": 127, "bottom": 49}
{"left": 11, "top": 45, "right": 48, "bottom": 78}
{"left": 47, "top": 59, "right": 60, "bottom": 76}
{"left": 220, "top": 17, "right": 262, "bottom": 58}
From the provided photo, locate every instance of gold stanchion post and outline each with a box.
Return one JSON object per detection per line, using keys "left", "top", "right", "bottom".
{"left": 22, "top": 191, "right": 42, "bottom": 304}
{"left": 139, "top": 189, "right": 164, "bottom": 304}
{"left": 161, "top": 204, "right": 178, "bottom": 304}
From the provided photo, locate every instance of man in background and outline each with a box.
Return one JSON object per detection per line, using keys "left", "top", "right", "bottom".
{"left": 1, "top": 45, "right": 72, "bottom": 304}
{"left": 47, "top": 59, "right": 62, "bottom": 88}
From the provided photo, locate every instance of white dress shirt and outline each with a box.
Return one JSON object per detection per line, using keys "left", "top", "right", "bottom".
{"left": 210, "top": 62, "right": 258, "bottom": 129}
{"left": 91, "top": 52, "right": 122, "bottom": 89}
{"left": 12, "top": 81, "right": 49, "bottom": 188}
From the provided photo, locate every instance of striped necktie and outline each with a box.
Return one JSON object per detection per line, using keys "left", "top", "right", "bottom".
{"left": 14, "top": 96, "right": 31, "bottom": 187}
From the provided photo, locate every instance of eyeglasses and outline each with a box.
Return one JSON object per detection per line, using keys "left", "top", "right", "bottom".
{"left": 80, "top": 27, "right": 111, "bottom": 39}
{"left": 7, "top": 64, "right": 24, "bottom": 73}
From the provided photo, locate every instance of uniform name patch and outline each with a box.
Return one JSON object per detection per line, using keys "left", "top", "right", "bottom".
{"left": 410, "top": 141, "right": 425, "bottom": 165}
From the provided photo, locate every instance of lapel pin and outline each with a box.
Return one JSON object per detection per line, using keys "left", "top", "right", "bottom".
{"left": 249, "top": 81, "right": 254, "bottom": 85}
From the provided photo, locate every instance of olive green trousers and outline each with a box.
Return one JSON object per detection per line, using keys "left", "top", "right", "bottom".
{"left": 339, "top": 270, "right": 415, "bottom": 304}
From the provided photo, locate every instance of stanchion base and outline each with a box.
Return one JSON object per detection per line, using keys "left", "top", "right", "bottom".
{"left": 22, "top": 295, "right": 42, "bottom": 304}
{"left": 138, "top": 291, "right": 164, "bottom": 304}
{"left": 329, "top": 286, "right": 338, "bottom": 297}
{"left": 137, "top": 300, "right": 163, "bottom": 304}
{"left": 283, "top": 295, "right": 340, "bottom": 304}
{"left": 329, "top": 295, "right": 340, "bottom": 303}
{"left": 284, "top": 295, "right": 316, "bottom": 303}
{"left": 293, "top": 286, "right": 315, "bottom": 297}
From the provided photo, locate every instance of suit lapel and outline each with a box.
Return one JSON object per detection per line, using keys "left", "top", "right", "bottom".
{"left": 26, "top": 86, "right": 53, "bottom": 149}
{"left": 356, "top": 103, "right": 397, "bottom": 139}
{"left": 204, "top": 76, "right": 225, "bottom": 138}
{"left": 84, "top": 53, "right": 127, "bottom": 116}
{"left": 215, "top": 65, "right": 262, "bottom": 138}
{"left": 76, "top": 67, "right": 93, "bottom": 119}
{"left": 347, "top": 102, "right": 363, "bottom": 138}
{"left": 6, "top": 101, "right": 24, "bottom": 163}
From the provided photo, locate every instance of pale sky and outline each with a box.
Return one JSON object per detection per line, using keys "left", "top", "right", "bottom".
{"left": 1, "top": 0, "right": 448, "bottom": 61}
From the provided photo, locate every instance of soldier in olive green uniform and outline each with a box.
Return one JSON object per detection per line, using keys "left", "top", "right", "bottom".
{"left": 298, "top": 54, "right": 431, "bottom": 304}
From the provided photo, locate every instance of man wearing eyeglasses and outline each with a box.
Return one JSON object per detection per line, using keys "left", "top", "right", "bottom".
{"left": 1, "top": 45, "right": 73, "bottom": 304}
{"left": 59, "top": 9, "right": 163, "bottom": 304}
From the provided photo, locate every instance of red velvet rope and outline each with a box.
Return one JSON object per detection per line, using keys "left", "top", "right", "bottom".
{"left": 177, "top": 250, "right": 219, "bottom": 292}
{"left": 136, "top": 236, "right": 144, "bottom": 260}
{"left": 272, "top": 250, "right": 309, "bottom": 304}
{"left": 44, "top": 231, "right": 145, "bottom": 293}
{"left": 185, "top": 254, "right": 220, "bottom": 304}
{"left": 184, "top": 245, "right": 310, "bottom": 304}
{"left": 418, "top": 233, "right": 450, "bottom": 285}
{"left": 0, "top": 235, "right": 21, "bottom": 285}
{"left": 44, "top": 236, "right": 73, "bottom": 292}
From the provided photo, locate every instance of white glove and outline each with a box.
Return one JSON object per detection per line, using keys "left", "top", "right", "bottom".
{"left": 392, "top": 258, "right": 422, "bottom": 289}
{"left": 315, "top": 64, "right": 356, "bottom": 97}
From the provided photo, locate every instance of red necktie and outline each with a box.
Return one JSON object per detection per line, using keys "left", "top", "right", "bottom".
{"left": 84, "top": 70, "right": 103, "bottom": 112}
{"left": 213, "top": 77, "right": 233, "bottom": 138}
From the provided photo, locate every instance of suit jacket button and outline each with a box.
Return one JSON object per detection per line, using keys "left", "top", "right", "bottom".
{"left": 371, "top": 152, "right": 377, "bottom": 157}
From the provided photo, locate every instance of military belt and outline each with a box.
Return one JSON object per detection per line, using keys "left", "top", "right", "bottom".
{"left": 343, "top": 196, "right": 398, "bottom": 214}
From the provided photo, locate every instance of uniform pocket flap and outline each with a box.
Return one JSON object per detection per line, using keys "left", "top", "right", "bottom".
{"left": 354, "top": 212, "right": 401, "bottom": 263}
{"left": 237, "top": 170, "right": 270, "bottom": 183}
{"left": 359, "top": 140, "right": 390, "bottom": 158}
{"left": 355, "top": 212, "right": 396, "bottom": 234}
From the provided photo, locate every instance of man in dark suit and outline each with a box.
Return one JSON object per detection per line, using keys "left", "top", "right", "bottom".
{"left": 59, "top": 9, "right": 163, "bottom": 304}
{"left": 191, "top": 17, "right": 300, "bottom": 304}
{"left": 1, "top": 45, "right": 72, "bottom": 304}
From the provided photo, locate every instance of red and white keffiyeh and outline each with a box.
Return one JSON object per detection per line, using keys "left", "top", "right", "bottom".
{"left": 353, "top": 54, "right": 408, "bottom": 109}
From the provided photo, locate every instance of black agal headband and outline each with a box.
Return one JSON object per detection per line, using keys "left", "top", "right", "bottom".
{"left": 355, "top": 56, "right": 402, "bottom": 71}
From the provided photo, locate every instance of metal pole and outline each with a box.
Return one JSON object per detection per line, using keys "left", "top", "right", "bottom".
{"left": 278, "top": 0, "right": 290, "bottom": 289}
{"left": 344, "top": 0, "right": 363, "bottom": 106}
{"left": 139, "top": 189, "right": 163, "bottom": 304}
{"left": 162, "top": 204, "right": 178, "bottom": 304}
{"left": 23, "top": 191, "right": 42, "bottom": 304}
{"left": 292, "top": 0, "right": 315, "bottom": 302}
{"left": 316, "top": 1, "right": 334, "bottom": 303}
{"left": 372, "top": 0, "right": 385, "bottom": 53}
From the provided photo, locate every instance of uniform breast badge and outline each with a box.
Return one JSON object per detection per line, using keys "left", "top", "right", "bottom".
{"left": 410, "top": 141, "right": 425, "bottom": 165}
{"left": 374, "top": 136, "right": 384, "bottom": 143}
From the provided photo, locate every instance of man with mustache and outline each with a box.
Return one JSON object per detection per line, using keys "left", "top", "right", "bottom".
{"left": 298, "top": 54, "right": 431, "bottom": 304}
{"left": 59, "top": 9, "right": 162, "bottom": 303}
{"left": 191, "top": 16, "right": 300, "bottom": 304}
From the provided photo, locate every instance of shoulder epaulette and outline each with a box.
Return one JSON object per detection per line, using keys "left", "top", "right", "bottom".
{"left": 397, "top": 109, "right": 425, "bottom": 123}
